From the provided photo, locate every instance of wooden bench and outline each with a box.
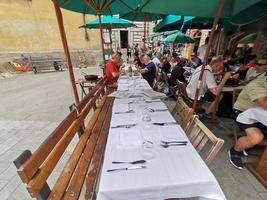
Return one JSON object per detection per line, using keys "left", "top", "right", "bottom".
{"left": 13, "top": 78, "right": 114, "bottom": 199}
{"left": 29, "top": 57, "right": 65, "bottom": 74}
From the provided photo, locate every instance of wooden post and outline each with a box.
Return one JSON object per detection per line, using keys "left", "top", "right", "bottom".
{"left": 192, "top": 0, "right": 225, "bottom": 111}
{"left": 216, "top": 28, "right": 223, "bottom": 56}
{"left": 98, "top": 13, "right": 106, "bottom": 68}
{"left": 53, "top": 0, "right": 80, "bottom": 105}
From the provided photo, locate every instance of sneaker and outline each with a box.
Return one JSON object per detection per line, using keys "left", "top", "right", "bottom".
{"left": 243, "top": 150, "right": 248, "bottom": 157}
{"left": 228, "top": 149, "right": 244, "bottom": 170}
{"left": 203, "top": 113, "right": 213, "bottom": 119}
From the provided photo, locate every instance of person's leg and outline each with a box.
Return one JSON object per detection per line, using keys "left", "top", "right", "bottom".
{"left": 206, "top": 94, "right": 223, "bottom": 114}
{"left": 234, "top": 127, "right": 264, "bottom": 152}
{"left": 229, "top": 127, "right": 264, "bottom": 169}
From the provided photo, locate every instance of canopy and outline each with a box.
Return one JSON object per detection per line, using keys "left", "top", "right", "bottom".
{"left": 154, "top": 15, "right": 233, "bottom": 32}
{"left": 57, "top": 0, "right": 139, "bottom": 15}
{"left": 154, "top": 15, "right": 182, "bottom": 32}
{"left": 139, "top": 0, "right": 263, "bottom": 19}
{"left": 80, "top": 15, "right": 136, "bottom": 29}
{"left": 120, "top": 11, "right": 165, "bottom": 22}
{"left": 161, "top": 32, "right": 195, "bottom": 44}
{"left": 230, "top": 1, "right": 267, "bottom": 25}
{"left": 238, "top": 33, "right": 257, "bottom": 43}
{"left": 154, "top": 15, "right": 194, "bottom": 32}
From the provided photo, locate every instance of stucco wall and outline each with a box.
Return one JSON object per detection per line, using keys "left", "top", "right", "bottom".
{"left": 0, "top": 0, "right": 102, "bottom": 67}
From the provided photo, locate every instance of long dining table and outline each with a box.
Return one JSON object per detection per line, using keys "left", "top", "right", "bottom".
{"left": 96, "top": 75, "right": 226, "bottom": 200}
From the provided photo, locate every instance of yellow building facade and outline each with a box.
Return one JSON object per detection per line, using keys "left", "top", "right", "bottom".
{"left": 0, "top": 0, "right": 102, "bottom": 66}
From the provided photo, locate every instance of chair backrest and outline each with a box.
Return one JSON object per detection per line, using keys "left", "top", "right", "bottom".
{"left": 16, "top": 78, "right": 107, "bottom": 197}
{"left": 176, "top": 80, "right": 193, "bottom": 106}
{"left": 185, "top": 117, "right": 224, "bottom": 164}
{"left": 172, "top": 97, "right": 194, "bottom": 129}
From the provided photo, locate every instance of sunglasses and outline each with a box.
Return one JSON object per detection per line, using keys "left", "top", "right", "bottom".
{"left": 255, "top": 63, "right": 267, "bottom": 66}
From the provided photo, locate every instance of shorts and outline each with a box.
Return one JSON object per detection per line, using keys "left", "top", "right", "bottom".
{"left": 232, "top": 109, "right": 267, "bottom": 133}
{"left": 202, "top": 91, "right": 216, "bottom": 102}
{"left": 189, "top": 91, "right": 216, "bottom": 102}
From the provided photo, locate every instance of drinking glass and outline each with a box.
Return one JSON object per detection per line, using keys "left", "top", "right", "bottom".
{"left": 141, "top": 141, "right": 154, "bottom": 160}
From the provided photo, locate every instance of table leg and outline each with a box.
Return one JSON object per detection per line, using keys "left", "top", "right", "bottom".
{"left": 80, "top": 83, "right": 86, "bottom": 99}
{"left": 245, "top": 147, "right": 267, "bottom": 189}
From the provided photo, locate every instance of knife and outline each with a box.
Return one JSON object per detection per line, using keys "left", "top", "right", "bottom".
{"left": 106, "top": 166, "right": 146, "bottom": 172}
{"left": 111, "top": 123, "right": 137, "bottom": 128}
{"left": 152, "top": 122, "right": 178, "bottom": 126}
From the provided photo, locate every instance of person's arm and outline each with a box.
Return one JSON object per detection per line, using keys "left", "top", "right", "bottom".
{"left": 255, "top": 96, "right": 267, "bottom": 109}
{"left": 209, "top": 72, "right": 231, "bottom": 95}
{"left": 138, "top": 67, "right": 148, "bottom": 74}
{"left": 111, "top": 65, "right": 125, "bottom": 78}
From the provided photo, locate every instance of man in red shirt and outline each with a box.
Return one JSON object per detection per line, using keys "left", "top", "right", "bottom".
{"left": 106, "top": 54, "right": 124, "bottom": 87}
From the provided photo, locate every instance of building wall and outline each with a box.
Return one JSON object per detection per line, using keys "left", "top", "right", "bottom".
{"left": 0, "top": 0, "right": 102, "bottom": 67}
{"left": 111, "top": 21, "right": 155, "bottom": 50}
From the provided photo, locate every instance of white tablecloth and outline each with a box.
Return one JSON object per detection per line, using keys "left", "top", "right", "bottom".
{"left": 237, "top": 107, "right": 267, "bottom": 126}
{"left": 96, "top": 77, "right": 226, "bottom": 200}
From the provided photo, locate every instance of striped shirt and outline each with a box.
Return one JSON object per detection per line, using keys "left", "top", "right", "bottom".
{"left": 234, "top": 76, "right": 267, "bottom": 111}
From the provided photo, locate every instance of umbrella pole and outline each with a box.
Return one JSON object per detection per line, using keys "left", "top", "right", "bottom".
{"left": 191, "top": 0, "right": 225, "bottom": 111}
{"left": 143, "top": 20, "right": 146, "bottom": 48}
{"left": 108, "top": 27, "right": 112, "bottom": 46}
{"left": 216, "top": 28, "right": 223, "bottom": 56}
{"left": 98, "top": 13, "right": 106, "bottom": 74}
{"left": 53, "top": 0, "right": 80, "bottom": 105}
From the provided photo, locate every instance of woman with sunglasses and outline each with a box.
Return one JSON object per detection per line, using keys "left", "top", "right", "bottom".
{"left": 245, "top": 58, "right": 267, "bottom": 81}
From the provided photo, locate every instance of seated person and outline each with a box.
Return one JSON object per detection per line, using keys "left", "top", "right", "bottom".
{"left": 161, "top": 57, "right": 171, "bottom": 74}
{"left": 237, "top": 54, "right": 257, "bottom": 80}
{"left": 105, "top": 54, "right": 124, "bottom": 87}
{"left": 245, "top": 58, "right": 267, "bottom": 81}
{"left": 187, "top": 52, "right": 202, "bottom": 69}
{"left": 169, "top": 58, "right": 187, "bottom": 87}
{"left": 152, "top": 52, "right": 162, "bottom": 72}
{"left": 186, "top": 56, "right": 232, "bottom": 117}
{"left": 170, "top": 52, "right": 179, "bottom": 63}
{"left": 138, "top": 54, "right": 156, "bottom": 87}
{"left": 229, "top": 76, "right": 267, "bottom": 169}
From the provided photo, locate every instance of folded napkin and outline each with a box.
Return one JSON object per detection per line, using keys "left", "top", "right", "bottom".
{"left": 118, "top": 130, "right": 143, "bottom": 148}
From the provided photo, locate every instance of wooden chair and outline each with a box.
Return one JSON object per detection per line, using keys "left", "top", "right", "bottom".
{"left": 13, "top": 78, "right": 114, "bottom": 200}
{"left": 184, "top": 116, "right": 224, "bottom": 164}
{"left": 176, "top": 80, "right": 193, "bottom": 107}
{"left": 171, "top": 97, "right": 194, "bottom": 129}
{"left": 162, "top": 72, "right": 178, "bottom": 98}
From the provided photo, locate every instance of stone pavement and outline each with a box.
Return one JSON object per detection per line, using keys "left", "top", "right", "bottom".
{"left": 0, "top": 120, "right": 59, "bottom": 200}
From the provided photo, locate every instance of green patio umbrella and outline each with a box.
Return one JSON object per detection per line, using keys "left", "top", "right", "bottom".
{"left": 57, "top": 0, "right": 139, "bottom": 16}
{"left": 120, "top": 9, "right": 165, "bottom": 46}
{"left": 139, "top": 0, "right": 263, "bottom": 19}
{"left": 80, "top": 15, "right": 135, "bottom": 45}
{"left": 80, "top": 15, "right": 135, "bottom": 29}
{"left": 230, "top": 1, "right": 267, "bottom": 25}
{"left": 56, "top": 0, "right": 140, "bottom": 65}
{"left": 120, "top": 11, "right": 165, "bottom": 22}
{"left": 154, "top": 15, "right": 195, "bottom": 32}
{"left": 161, "top": 32, "right": 195, "bottom": 44}
{"left": 238, "top": 33, "right": 257, "bottom": 43}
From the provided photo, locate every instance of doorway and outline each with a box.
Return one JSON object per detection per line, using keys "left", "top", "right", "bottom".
{"left": 120, "top": 30, "right": 128, "bottom": 48}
